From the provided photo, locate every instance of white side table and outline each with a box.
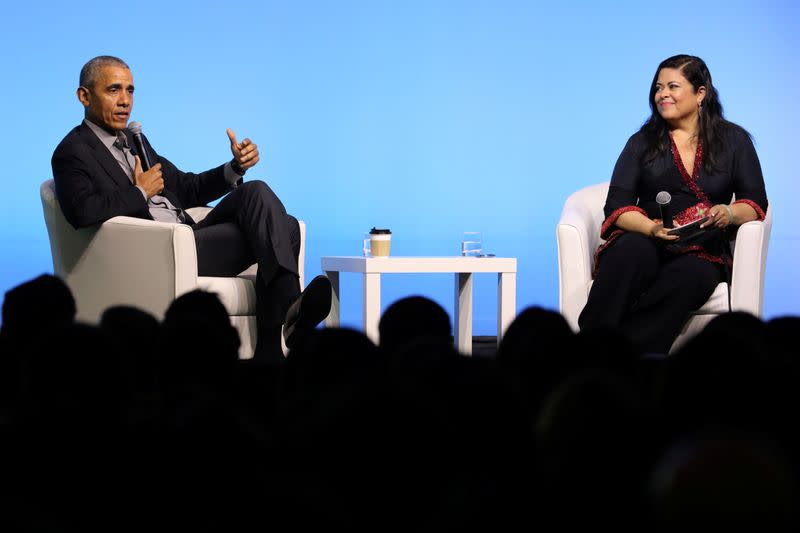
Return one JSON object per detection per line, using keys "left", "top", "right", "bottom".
{"left": 320, "top": 256, "right": 517, "bottom": 355}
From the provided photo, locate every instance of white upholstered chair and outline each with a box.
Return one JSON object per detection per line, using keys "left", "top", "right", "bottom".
{"left": 556, "top": 182, "right": 772, "bottom": 353}
{"left": 40, "top": 179, "right": 305, "bottom": 359}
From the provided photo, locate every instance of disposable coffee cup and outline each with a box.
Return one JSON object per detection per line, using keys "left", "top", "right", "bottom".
{"left": 369, "top": 227, "right": 392, "bottom": 257}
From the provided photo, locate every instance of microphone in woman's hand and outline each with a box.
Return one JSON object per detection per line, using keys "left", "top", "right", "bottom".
{"left": 656, "top": 191, "right": 673, "bottom": 228}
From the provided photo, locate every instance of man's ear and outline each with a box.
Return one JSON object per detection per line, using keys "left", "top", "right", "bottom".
{"left": 77, "top": 86, "right": 90, "bottom": 108}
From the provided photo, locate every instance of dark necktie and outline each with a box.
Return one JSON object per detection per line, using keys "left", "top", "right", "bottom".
{"left": 113, "top": 131, "right": 135, "bottom": 174}
{"left": 114, "top": 130, "right": 186, "bottom": 224}
{"left": 113, "top": 130, "right": 128, "bottom": 149}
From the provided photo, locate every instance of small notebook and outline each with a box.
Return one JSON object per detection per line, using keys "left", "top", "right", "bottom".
{"left": 666, "top": 216, "right": 710, "bottom": 239}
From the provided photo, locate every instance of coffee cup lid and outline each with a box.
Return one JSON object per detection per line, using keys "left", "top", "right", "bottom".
{"left": 370, "top": 227, "right": 391, "bottom": 235}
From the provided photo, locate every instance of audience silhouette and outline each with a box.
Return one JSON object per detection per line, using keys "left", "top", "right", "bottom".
{"left": 649, "top": 429, "right": 798, "bottom": 532}
{"left": 1, "top": 274, "right": 76, "bottom": 419}
{"left": 378, "top": 294, "right": 452, "bottom": 354}
{"left": 0, "top": 277, "right": 797, "bottom": 530}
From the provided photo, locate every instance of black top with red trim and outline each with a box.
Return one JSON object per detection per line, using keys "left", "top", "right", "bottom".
{"left": 595, "top": 124, "right": 768, "bottom": 274}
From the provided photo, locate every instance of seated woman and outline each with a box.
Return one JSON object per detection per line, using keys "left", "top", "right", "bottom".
{"left": 578, "top": 54, "right": 768, "bottom": 355}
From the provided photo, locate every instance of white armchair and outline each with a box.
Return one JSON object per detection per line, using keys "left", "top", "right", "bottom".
{"left": 40, "top": 179, "right": 305, "bottom": 359}
{"left": 556, "top": 182, "right": 772, "bottom": 353}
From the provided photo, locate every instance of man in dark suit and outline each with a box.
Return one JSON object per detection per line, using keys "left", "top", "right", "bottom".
{"left": 51, "top": 55, "right": 330, "bottom": 362}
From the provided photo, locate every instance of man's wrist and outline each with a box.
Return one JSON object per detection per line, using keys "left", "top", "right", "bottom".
{"left": 231, "top": 159, "right": 246, "bottom": 176}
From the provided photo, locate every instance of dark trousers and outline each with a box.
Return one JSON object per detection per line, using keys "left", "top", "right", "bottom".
{"left": 578, "top": 233, "right": 723, "bottom": 355}
{"left": 191, "top": 181, "right": 302, "bottom": 362}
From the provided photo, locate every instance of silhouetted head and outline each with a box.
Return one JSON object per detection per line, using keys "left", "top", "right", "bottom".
{"left": 673, "top": 311, "right": 765, "bottom": 364}
{"left": 704, "top": 310, "right": 764, "bottom": 342}
{"left": 279, "top": 327, "right": 385, "bottom": 413}
{"left": 1, "top": 274, "right": 75, "bottom": 344}
{"left": 1, "top": 275, "right": 77, "bottom": 413}
{"left": 536, "top": 369, "right": 647, "bottom": 473}
{"left": 378, "top": 296, "right": 451, "bottom": 353}
{"left": 275, "top": 327, "right": 387, "bottom": 460}
{"left": 535, "top": 368, "right": 652, "bottom": 528}
{"left": 656, "top": 312, "right": 770, "bottom": 436}
{"left": 160, "top": 290, "right": 240, "bottom": 380}
{"left": 283, "top": 326, "right": 383, "bottom": 386}
{"left": 497, "top": 306, "right": 574, "bottom": 368}
{"left": 101, "top": 305, "right": 159, "bottom": 335}
{"left": 650, "top": 430, "right": 798, "bottom": 532}
{"left": 495, "top": 307, "right": 575, "bottom": 411}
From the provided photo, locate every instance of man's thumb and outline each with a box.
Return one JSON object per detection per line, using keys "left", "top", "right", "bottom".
{"left": 134, "top": 155, "right": 142, "bottom": 174}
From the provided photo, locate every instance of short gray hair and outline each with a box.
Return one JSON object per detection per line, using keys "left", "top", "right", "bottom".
{"left": 79, "top": 56, "right": 130, "bottom": 89}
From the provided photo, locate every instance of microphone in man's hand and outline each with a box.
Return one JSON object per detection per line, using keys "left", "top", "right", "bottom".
{"left": 127, "top": 121, "right": 151, "bottom": 171}
{"left": 656, "top": 191, "right": 673, "bottom": 229}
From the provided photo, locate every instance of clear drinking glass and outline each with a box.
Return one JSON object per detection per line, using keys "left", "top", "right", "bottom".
{"left": 362, "top": 234, "right": 372, "bottom": 257}
{"left": 461, "top": 232, "right": 483, "bottom": 257}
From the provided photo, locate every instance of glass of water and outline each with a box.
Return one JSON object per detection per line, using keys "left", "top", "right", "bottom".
{"left": 461, "top": 232, "right": 483, "bottom": 257}
{"left": 362, "top": 233, "right": 372, "bottom": 257}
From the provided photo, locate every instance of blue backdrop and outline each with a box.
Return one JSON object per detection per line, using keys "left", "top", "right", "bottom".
{"left": 1, "top": 0, "right": 797, "bottom": 332}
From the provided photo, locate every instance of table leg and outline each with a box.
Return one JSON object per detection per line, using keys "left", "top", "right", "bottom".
{"left": 324, "top": 270, "right": 340, "bottom": 328}
{"left": 497, "top": 272, "right": 516, "bottom": 344}
{"left": 363, "top": 272, "right": 381, "bottom": 344}
{"left": 455, "top": 272, "right": 473, "bottom": 355}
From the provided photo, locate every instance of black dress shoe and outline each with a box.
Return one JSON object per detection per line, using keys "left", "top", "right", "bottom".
{"left": 283, "top": 275, "right": 332, "bottom": 350}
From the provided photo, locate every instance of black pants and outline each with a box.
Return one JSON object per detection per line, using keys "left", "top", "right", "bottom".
{"left": 191, "top": 181, "right": 302, "bottom": 362}
{"left": 578, "top": 233, "right": 723, "bottom": 355}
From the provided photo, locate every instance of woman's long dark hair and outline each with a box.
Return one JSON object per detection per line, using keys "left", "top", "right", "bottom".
{"left": 640, "top": 54, "right": 736, "bottom": 173}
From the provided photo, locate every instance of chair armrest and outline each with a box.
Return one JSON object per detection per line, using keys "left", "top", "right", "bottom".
{"left": 65, "top": 216, "right": 198, "bottom": 322}
{"left": 557, "top": 202, "right": 597, "bottom": 331}
{"left": 730, "top": 209, "right": 772, "bottom": 317}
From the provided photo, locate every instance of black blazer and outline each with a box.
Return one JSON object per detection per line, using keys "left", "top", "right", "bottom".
{"left": 52, "top": 122, "right": 237, "bottom": 229}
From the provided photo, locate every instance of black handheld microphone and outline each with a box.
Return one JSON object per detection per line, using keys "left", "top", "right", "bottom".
{"left": 127, "top": 121, "right": 151, "bottom": 171}
{"left": 656, "top": 191, "right": 673, "bottom": 229}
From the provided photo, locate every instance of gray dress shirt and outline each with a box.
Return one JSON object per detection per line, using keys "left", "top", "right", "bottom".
{"left": 84, "top": 119, "right": 242, "bottom": 223}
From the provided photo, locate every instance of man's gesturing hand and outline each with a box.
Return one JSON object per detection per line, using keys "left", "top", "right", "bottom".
{"left": 133, "top": 156, "right": 164, "bottom": 198}
{"left": 227, "top": 128, "right": 259, "bottom": 175}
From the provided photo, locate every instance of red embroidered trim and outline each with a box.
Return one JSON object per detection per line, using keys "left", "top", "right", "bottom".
{"left": 669, "top": 134, "right": 709, "bottom": 205}
{"left": 673, "top": 245, "right": 732, "bottom": 267}
{"left": 733, "top": 199, "right": 766, "bottom": 221}
{"left": 600, "top": 205, "right": 647, "bottom": 239}
{"left": 674, "top": 202, "right": 713, "bottom": 227}
{"left": 592, "top": 229, "right": 624, "bottom": 279}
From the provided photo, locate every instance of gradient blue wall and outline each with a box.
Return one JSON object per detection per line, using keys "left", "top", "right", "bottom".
{"left": 1, "top": 0, "right": 797, "bottom": 332}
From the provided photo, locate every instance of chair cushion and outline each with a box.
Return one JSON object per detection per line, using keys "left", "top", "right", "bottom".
{"left": 197, "top": 274, "right": 257, "bottom": 315}
{"left": 694, "top": 282, "right": 729, "bottom": 314}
